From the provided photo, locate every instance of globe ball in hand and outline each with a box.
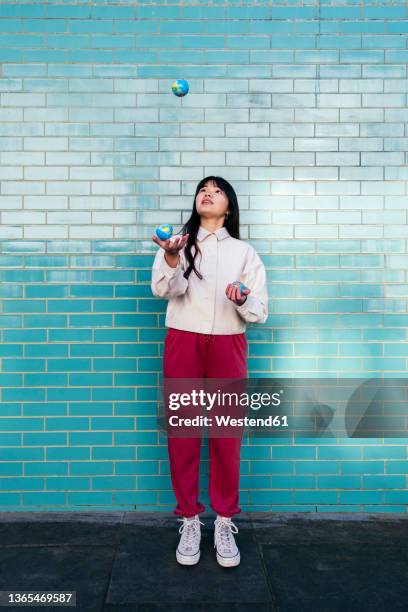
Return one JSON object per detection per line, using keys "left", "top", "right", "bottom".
{"left": 232, "top": 280, "right": 248, "bottom": 293}
{"left": 155, "top": 224, "right": 173, "bottom": 240}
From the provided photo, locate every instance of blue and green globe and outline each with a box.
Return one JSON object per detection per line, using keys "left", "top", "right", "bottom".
{"left": 171, "top": 79, "right": 189, "bottom": 97}
{"left": 155, "top": 224, "right": 173, "bottom": 240}
{"left": 232, "top": 281, "right": 248, "bottom": 293}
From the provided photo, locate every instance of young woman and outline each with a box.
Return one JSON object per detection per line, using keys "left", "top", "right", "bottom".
{"left": 151, "top": 176, "right": 268, "bottom": 567}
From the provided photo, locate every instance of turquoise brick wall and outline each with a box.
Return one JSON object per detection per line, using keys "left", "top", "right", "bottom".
{"left": 1, "top": 0, "right": 408, "bottom": 513}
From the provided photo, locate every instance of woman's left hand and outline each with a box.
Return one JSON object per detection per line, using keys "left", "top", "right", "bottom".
{"left": 225, "top": 283, "right": 251, "bottom": 306}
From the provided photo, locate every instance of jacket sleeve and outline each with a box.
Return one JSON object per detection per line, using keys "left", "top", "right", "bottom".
{"left": 233, "top": 246, "right": 269, "bottom": 324}
{"left": 151, "top": 247, "right": 188, "bottom": 299}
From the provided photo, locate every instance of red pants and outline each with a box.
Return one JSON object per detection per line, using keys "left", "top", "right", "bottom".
{"left": 163, "top": 328, "right": 248, "bottom": 518}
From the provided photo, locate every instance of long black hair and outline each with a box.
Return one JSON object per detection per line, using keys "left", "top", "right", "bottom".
{"left": 179, "top": 176, "right": 240, "bottom": 280}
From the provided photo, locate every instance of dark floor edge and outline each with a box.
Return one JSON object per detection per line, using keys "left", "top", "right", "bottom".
{"left": 248, "top": 510, "right": 408, "bottom": 522}
{"left": 0, "top": 510, "right": 407, "bottom": 524}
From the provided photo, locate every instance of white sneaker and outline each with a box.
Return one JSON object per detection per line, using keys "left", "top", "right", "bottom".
{"left": 214, "top": 515, "right": 240, "bottom": 567}
{"left": 176, "top": 515, "right": 204, "bottom": 565}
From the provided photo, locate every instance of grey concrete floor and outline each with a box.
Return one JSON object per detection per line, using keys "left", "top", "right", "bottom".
{"left": 0, "top": 511, "right": 407, "bottom": 611}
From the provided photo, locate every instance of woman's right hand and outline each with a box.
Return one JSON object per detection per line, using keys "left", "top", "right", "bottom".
{"left": 152, "top": 233, "right": 189, "bottom": 255}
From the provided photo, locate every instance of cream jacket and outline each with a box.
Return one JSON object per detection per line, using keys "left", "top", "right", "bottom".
{"left": 151, "top": 225, "right": 269, "bottom": 335}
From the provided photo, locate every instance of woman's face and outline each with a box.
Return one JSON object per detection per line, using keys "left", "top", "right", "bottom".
{"left": 195, "top": 181, "right": 229, "bottom": 220}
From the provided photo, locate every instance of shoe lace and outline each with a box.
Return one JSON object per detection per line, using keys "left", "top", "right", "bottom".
{"left": 215, "top": 517, "right": 238, "bottom": 552}
{"left": 177, "top": 516, "right": 204, "bottom": 549}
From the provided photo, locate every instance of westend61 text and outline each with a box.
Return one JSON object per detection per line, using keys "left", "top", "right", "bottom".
{"left": 168, "top": 415, "right": 289, "bottom": 427}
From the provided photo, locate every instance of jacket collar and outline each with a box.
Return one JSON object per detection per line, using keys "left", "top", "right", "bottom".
{"left": 197, "top": 225, "right": 230, "bottom": 242}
